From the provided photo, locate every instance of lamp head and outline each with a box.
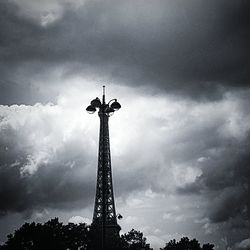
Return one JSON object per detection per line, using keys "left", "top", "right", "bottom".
{"left": 86, "top": 105, "right": 96, "bottom": 114}
{"left": 117, "top": 214, "right": 123, "bottom": 220}
{"left": 110, "top": 100, "right": 121, "bottom": 111}
{"left": 91, "top": 97, "right": 102, "bottom": 108}
{"left": 107, "top": 107, "right": 115, "bottom": 116}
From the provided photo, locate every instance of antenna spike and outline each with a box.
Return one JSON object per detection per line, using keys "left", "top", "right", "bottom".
{"left": 102, "top": 85, "right": 106, "bottom": 104}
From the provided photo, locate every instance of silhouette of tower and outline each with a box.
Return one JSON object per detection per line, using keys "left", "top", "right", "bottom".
{"left": 86, "top": 86, "right": 121, "bottom": 250}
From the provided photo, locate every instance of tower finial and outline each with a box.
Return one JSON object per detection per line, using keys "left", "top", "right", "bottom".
{"left": 102, "top": 85, "right": 106, "bottom": 104}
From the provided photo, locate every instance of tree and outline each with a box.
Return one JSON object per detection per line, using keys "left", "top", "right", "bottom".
{"left": 162, "top": 239, "right": 177, "bottom": 250}
{"left": 202, "top": 243, "right": 214, "bottom": 250}
{"left": 0, "top": 218, "right": 89, "bottom": 250}
{"left": 120, "top": 229, "right": 153, "bottom": 250}
{"left": 160, "top": 237, "right": 214, "bottom": 250}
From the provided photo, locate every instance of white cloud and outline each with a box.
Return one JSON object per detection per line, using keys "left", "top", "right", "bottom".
{"left": 123, "top": 215, "right": 138, "bottom": 224}
{"left": 146, "top": 235, "right": 165, "bottom": 250}
{"left": 9, "top": 0, "right": 87, "bottom": 26}
{"left": 172, "top": 164, "right": 202, "bottom": 188}
{"left": 20, "top": 152, "right": 50, "bottom": 176}
{"left": 163, "top": 213, "right": 172, "bottom": 220}
{"left": 175, "top": 214, "right": 186, "bottom": 222}
{"left": 197, "top": 157, "right": 208, "bottom": 163}
{"left": 127, "top": 197, "right": 144, "bottom": 209}
{"left": 68, "top": 216, "right": 91, "bottom": 225}
{"left": 236, "top": 238, "right": 250, "bottom": 249}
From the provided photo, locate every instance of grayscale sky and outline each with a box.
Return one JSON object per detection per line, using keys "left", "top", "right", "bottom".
{"left": 0, "top": 0, "right": 250, "bottom": 249}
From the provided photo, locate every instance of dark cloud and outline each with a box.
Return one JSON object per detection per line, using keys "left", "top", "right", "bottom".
{"left": 173, "top": 91, "right": 250, "bottom": 238}
{"left": 1, "top": 0, "right": 250, "bottom": 104}
{"left": 179, "top": 133, "right": 250, "bottom": 225}
{"left": 205, "top": 140, "right": 250, "bottom": 224}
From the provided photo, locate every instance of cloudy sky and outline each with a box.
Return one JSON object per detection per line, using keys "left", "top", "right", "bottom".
{"left": 0, "top": 0, "right": 250, "bottom": 249}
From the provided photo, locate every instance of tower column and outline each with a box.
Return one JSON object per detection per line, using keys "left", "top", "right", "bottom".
{"left": 86, "top": 87, "right": 121, "bottom": 250}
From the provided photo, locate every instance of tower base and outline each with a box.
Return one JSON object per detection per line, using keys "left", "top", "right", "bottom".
{"left": 89, "top": 223, "right": 121, "bottom": 250}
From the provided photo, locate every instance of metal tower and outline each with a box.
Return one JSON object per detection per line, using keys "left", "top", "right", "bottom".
{"left": 86, "top": 86, "right": 121, "bottom": 250}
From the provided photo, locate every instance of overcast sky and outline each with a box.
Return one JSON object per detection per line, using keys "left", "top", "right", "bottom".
{"left": 0, "top": 0, "right": 250, "bottom": 249}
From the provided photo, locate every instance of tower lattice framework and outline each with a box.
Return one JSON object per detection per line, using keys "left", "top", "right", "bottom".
{"left": 93, "top": 112, "right": 118, "bottom": 225}
{"left": 88, "top": 87, "right": 121, "bottom": 250}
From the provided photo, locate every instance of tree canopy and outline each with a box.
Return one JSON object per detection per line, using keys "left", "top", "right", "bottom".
{"left": 120, "top": 228, "right": 153, "bottom": 250}
{"left": 0, "top": 218, "right": 214, "bottom": 250}
{"left": 160, "top": 237, "right": 214, "bottom": 250}
{"left": 0, "top": 218, "right": 89, "bottom": 250}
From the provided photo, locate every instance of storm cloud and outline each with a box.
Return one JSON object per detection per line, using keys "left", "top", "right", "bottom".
{"left": 1, "top": 0, "right": 250, "bottom": 104}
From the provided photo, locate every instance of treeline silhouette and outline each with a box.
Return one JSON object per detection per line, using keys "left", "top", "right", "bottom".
{"left": 0, "top": 218, "right": 214, "bottom": 250}
{"left": 160, "top": 238, "right": 214, "bottom": 250}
